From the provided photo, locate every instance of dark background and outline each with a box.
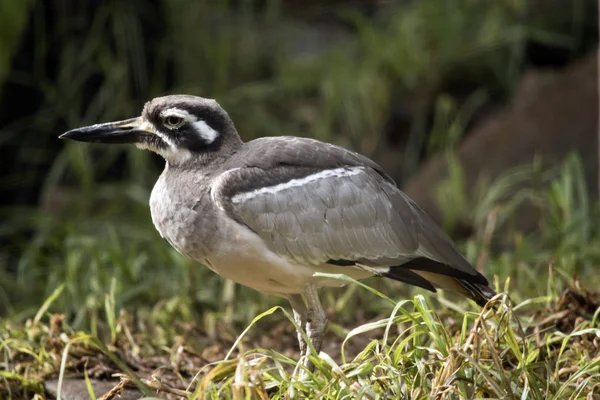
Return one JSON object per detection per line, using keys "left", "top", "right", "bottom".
{"left": 0, "top": 0, "right": 598, "bottom": 321}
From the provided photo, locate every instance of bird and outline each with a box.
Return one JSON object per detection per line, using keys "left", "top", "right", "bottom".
{"left": 60, "top": 94, "right": 496, "bottom": 372}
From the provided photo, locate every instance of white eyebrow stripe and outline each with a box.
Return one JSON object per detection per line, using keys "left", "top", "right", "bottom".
{"left": 161, "top": 107, "right": 198, "bottom": 122}
{"left": 160, "top": 108, "right": 219, "bottom": 144}
{"left": 192, "top": 120, "right": 219, "bottom": 143}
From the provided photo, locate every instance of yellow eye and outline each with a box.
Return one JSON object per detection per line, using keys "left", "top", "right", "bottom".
{"left": 165, "top": 115, "right": 184, "bottom": 128}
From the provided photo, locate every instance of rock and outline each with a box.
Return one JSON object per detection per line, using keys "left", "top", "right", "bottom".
{"left": 45, "top": 379, "right": 142, "bottom": 400}
{"left": 403, "top": 51, "right": 598, "bottom": 230}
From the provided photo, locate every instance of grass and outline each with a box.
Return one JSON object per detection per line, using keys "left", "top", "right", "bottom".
{"left": 1, "top": 277, "right": 599, "bottom": 398}
{"left": 1, "top": 155, "right": 599, "bottom": 399}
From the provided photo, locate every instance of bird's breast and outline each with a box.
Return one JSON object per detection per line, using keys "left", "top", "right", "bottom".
{"left": 149, "top": 172, "right": 218, "bottom": 260}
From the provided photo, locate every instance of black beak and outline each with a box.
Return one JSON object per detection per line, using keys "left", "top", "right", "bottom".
{"left": 59, "top": 117, "right": 152, "bottom": 144}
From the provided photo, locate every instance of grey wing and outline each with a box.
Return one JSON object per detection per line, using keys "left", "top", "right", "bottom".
{"left": 227, "top": 166, "right": 417, "bottom": 266}
{"left": 217, "top": 137, "right": 495, "bottom": 305}
{"left": 217, "top": 165, "right": 486, "bottom": 283}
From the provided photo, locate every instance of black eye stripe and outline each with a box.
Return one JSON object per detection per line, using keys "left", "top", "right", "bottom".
{"left": 146, "top": 104, "right": 226, "bottom": 153}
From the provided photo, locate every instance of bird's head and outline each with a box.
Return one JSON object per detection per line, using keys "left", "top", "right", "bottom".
{"left": 60, "top": 95, "right": 242, "bottom": 164}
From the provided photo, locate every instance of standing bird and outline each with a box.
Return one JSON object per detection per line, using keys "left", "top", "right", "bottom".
{"left": 60, "top": 95, "right": 495, "bottom": 370}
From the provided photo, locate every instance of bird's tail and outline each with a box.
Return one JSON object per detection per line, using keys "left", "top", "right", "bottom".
{"left": 458, "top": 279, "right": 497, "bottom": 307}
{"left": 357, "top": 257, "right": 498, "bottom": 307}
{"left": 406, "top": 269, "right": 497, "bottom": 307}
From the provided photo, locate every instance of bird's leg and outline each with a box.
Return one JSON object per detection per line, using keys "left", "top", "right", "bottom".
{"left": 303, "top": 284, "right": 327, "bottom": 367}
{"left": 288, "top": 294, "right": 308, "bottom": 357}
{"left": 288, "top": 286, "right": 327, "bottom": 376}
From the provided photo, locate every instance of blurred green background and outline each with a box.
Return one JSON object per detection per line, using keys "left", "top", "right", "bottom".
{"left": 0, "top": 0, "right": 598, "bottom": 333}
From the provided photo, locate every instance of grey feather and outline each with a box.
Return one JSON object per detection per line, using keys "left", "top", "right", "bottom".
{"left": 212, "top": 136, "right": 493, "bottom": 303}
{"left": 220, "top": 166, "right": 412, "bottom": 265}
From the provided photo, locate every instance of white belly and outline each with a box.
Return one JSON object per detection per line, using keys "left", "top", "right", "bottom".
{"left": 204, "top": 216, "right": 372, "bottom": 296}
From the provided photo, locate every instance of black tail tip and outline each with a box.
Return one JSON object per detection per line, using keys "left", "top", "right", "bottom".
{"left": 462, "top": 280, "right": 497, "bottom": 307}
